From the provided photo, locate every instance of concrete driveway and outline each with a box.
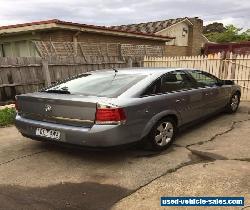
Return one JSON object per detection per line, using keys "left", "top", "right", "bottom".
{"left": 0, "top": 103, "right": 249, "bottom": 210}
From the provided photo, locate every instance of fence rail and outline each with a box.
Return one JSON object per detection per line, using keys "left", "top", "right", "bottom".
{"left": 0, "top": 56, "right": 127, "bottom": 102}
{"left": 144, "top": 52, "right": 250, "bottom": 101}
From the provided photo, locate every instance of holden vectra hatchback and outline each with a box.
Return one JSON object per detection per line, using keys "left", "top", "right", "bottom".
{"left": 15, "top": 68, "right": 241, "bottom": 151}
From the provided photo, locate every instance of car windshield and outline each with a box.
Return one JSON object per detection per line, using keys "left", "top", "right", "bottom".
{"left": 44, "top": 72, "right": 146, "bottom": 97}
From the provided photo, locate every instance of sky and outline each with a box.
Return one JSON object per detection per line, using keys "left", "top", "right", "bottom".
{"left": 0, "top": 0, "right": 250, "bottom": 30}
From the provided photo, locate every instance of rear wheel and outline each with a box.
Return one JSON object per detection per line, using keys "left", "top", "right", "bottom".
{"left": 225, "top": 93, "right": 240, "bottom": 113}
{"left": 145, "top": 117, "right": 177, "bottom": 151}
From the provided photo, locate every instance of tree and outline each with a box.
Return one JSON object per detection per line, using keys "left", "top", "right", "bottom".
{"left": 204, "top": 24, "right": 250, "bottom": 43}
{"left": 203, "top": 22, "right": 226, "bottom": 34}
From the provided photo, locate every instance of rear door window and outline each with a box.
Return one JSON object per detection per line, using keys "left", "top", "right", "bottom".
{"left": 143, "top": 71, "right": 195, "bottom": 96}
{"left": 160, "top": 71, "right": 194, "bottom": 92}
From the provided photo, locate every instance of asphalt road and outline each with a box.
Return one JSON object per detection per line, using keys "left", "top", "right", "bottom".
{"left": 0, "top": 103, "right": 249, "bottom": 210}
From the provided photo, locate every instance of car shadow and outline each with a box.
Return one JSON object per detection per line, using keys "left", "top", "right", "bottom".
{"left": 35, "top": 139, "right": 169, "bottom": 164}
{"left": 0, "top": 182, "right": 131, "bottom": 210}
{"left": 31, "top": 112, "right": 227, "bottom": 162}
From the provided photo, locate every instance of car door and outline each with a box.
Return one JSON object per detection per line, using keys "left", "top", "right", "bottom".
{"left": 186, "top": 70, "right": 227, "bottom": 115}
{"left": 158, "top": 70, "right": 204, "bottom": 124}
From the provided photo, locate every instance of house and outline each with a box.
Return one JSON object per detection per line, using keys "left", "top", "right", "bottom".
{"left": 111, "top": 17, "right": 209, "bottom": 56}
{"left": 0, "top": 19, "right": 174, "bottom": 57}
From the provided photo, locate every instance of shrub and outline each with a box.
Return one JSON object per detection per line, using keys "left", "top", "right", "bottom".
{"left": 0, "top": 108, "right": 16, "bottom": 127}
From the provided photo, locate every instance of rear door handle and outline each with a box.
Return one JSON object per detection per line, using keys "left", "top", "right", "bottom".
{"left": 176, "top": 99, "right": 181, "bottom": 103}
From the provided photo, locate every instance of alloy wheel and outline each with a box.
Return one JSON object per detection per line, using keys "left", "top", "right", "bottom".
{"left": 154, "top": 122, "right": 174, "bottom": 146}
{"left": 231, "top": 94, "right": 239, "bottom": 111}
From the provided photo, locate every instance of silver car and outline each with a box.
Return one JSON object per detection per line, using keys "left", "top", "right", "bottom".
{"left": 15, "top": 68, "right": 241, "bottom": 151}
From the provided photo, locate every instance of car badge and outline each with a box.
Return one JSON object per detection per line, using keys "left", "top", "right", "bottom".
{"left": 45, "top": 104, "right": 52, "bottom": 112}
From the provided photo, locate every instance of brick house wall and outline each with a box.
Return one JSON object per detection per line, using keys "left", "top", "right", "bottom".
{"left": 165, "top": 18, "right": 207, "bottom": 57}
{"left": 158, "top": 18, "right": 207, "bottom": 57}
{"left": 188, "top": 18, "right": 207, "bottom": 55}
{"left": 40, "top": 30, "right": 166, "bottom": 46}
{"left": 165, "top": 46, "right": 188, "bottom": 57}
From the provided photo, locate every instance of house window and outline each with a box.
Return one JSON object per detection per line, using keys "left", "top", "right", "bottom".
{"left": 2, "top": 43, "right": 13, "bottom": 57}
{"left": 28, "top": 41, "right": 39, "bottom": 57}
{"left": 0, "top": 41, "right": 39, "bottom": 57}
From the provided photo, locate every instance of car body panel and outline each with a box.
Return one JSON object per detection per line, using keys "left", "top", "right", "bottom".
{"left": 15, "top": 68, "right": 241, "bottom": 147}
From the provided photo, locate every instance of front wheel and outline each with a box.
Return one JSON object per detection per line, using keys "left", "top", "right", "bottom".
{"left": 225, "top": 93, "right": 240, "bottom": 113}
{"left": 145, "top": 117, "right": 177, "bottom": 151}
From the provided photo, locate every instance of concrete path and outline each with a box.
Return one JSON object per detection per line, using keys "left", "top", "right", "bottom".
{"left": 0, "top": 103, "right": 249, "bottom": 210}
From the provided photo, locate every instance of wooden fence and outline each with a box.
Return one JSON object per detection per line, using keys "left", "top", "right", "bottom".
{"left": 0, "top": 56, "right": 127, "bottom": 102}
{"left": 144, "top": 52, "right": 250, "bottom": 101}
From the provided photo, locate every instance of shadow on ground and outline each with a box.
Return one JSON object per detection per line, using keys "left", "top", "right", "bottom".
{"left": 29, "top": 112, "right": 228, "bottom": 163}
{"left": 0, "top": 182, "right": 131, "bottom": 210}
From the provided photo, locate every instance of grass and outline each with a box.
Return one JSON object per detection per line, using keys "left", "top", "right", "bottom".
{"left": 0, "top": 108, "right": 16, "bottom": 127}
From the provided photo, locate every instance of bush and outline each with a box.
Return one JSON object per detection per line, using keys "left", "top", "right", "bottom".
{"left": 0, "top": 108, "right": 16, "bottom": 127}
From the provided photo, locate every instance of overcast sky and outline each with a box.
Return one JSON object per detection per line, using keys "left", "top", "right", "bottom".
{"left": 0, "top": 0, "right": 250, "bottom": 30}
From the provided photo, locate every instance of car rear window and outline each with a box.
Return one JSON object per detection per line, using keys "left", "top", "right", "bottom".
{"left": 44, "top": 73, "right": 146, "bottom": 97}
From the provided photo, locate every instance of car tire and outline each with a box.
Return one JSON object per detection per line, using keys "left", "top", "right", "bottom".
{"left": 225, "top": 92, "right": 240, "bottom": 113}
{"left": 145, "top": 117, "right": 177, "bottom": 151}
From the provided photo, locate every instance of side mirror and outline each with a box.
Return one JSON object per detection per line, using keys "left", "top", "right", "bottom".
{"left": 216, "top": 80, "right": 224, "bottom": 86}
{"left": 223, "top": 80, "right": 234, "bottom": 85}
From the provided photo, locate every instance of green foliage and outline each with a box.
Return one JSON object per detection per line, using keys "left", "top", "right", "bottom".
{"left": 204, "top": 24, "right": 250, "bottom": 43}
{"left": 0, "top": 108, "right": 16, "bottom": 127}
{"left": 203, "top": 22, "right": 226, "bottom": 34}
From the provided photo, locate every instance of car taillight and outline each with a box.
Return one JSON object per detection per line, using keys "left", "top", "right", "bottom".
{"left": 95, "top": 104, "right": 126, "bottom": 125}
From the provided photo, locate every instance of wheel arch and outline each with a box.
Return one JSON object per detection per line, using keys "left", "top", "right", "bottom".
{"left": 234, "top": 90, "right": 241, "bottom": 97}
{"left": 140, "top": 110, "right": 180, "bottom": 139}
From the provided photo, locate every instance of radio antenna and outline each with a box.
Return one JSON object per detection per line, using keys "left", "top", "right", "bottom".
{"left": 112, "top": 68, "right": 118, "bottom": 73}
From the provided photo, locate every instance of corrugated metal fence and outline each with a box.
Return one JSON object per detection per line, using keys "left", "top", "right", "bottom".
{"left": 144, "top": 52, "right": 250, "bottom": 101}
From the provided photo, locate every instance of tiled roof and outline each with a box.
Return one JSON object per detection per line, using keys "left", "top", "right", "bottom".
{"left": 110, "top": 17, "right": 191, "bottom": 34}
{"left": 0, "top": 19, "right": 174, "bottom": 40}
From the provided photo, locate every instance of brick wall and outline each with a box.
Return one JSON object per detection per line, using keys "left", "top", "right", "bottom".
{"left": 40, "top": 30, "right": 165, "bottom": 46}
{"left": 162, "top": 18, "right": 207, "bottom": 57}
{"left": 188, "top": 18, "right": 206, "bottom": 55}
{"left": 165, "top": 46, "right": 188, "bottom": 56}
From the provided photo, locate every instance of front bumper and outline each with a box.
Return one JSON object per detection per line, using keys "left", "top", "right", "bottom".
{"left": 15, "top": 115, "right": 138, "bottom": 147}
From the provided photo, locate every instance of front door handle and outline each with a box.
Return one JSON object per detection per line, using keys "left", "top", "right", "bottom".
{"left": 176, "top": 99, "right": 181, "bottom": 103}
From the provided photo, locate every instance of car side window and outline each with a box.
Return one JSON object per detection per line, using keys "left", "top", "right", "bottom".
{"left": 143, "top": 78, "right": 161, "bottom": 96}
{"left": 188, "top": 70, "right": 219, "bottom": 87}
{"left": 142, "top": 71, "right": 194, "bottom": 96}
{"left": 160, "top": 71, "right": 194, "bottom": 93}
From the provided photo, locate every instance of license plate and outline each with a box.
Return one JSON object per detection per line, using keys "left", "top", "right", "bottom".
{"left": 35, "top": 128, "right": 61, "bottom": 140}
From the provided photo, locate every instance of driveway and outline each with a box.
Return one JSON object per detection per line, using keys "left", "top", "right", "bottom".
{"left": 0, "top": 103, "right": 250, "bottom": 210}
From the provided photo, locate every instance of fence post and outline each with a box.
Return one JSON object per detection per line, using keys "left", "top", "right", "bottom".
{"left": 231, "top": 53, "right": 237, "bottom": 80}
{"left": 42, "top": 59, "right": 51, "bottom": 86}
{"left": 218, "top": 52, "right": 226, "bottom": 79}
{"left": 127, "top": 57, "right": 133, "bottom": 68}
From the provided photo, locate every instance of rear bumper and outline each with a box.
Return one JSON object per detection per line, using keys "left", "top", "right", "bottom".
{"left": 15, "top": 115, "right": 139, "bottom": 147}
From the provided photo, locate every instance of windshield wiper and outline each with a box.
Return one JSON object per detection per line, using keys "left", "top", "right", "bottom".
{"left": 42, "top": 86, "right": 71, "bottom": 94}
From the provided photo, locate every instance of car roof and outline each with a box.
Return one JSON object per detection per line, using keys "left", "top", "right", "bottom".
{"left": 90, "top": 67, "right": 194, "bottom": 75}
